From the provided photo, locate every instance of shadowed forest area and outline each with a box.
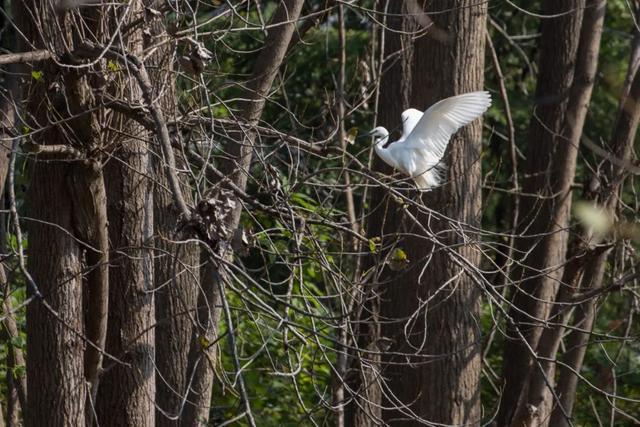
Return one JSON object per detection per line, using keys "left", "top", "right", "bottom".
{"left": 0, "top": 0, "right": 639, "bottom": 426}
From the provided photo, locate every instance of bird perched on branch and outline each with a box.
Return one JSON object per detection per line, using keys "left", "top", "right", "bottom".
{"left": 370, "top": 91, "right": 491, "bottom": 190}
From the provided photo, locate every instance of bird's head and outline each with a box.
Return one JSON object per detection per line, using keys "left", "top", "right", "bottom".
{"left": 367, "top": 126, "right": 389, "bottom": 145}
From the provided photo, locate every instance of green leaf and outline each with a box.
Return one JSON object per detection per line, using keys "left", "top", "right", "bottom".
{"left": 368, "top": 237, "right": 380, "bottom": 253}
{"left": 198, "top": 334, "right": 210, "bottom": 349}
{"left": 388, "top": 247, "right": 409, "bottom": 271}
{"left": 345, "top": 127, "right": 358, "bottom": 145}
{"left": 31, "top": 70, "right": 43, "bottom": 81}
{"left": 107, "top": 60, "right": 119, "bottom": 72}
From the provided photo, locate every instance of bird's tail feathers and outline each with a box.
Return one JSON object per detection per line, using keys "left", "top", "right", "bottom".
{"left": 413, "top": 164, "right": 446, "bottom": 191}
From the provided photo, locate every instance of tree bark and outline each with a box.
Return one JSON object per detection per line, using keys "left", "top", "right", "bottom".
{"left": 19, "top": 2, "right": 88, "bottom": 425}
{"left": 96, "top": 128, "right": 155, "bottom": 426}
{"left": 181, "top": 1, "right": 305, "bottom": 425}
{"left": 346, "top": 2, "right": 413, "bottom": 425}
{"left": 27, "top": 162, "right": 86, "bottom": 427}
{"left": 149, "top": 21, "right": 200, "bottom": 427}
{"left": 549, "top": 43, "right": 640, "bottom": 427}
{"left": 498, "top": 2, "right": 585, "bottom": 425}
{"left": 95, "top": 3, "right": 155, "bottom": 424}
{"left": 181, "top": 260, "right": 222, "bottom": 427}
{"left": 376, "top": 1, "right": 488, "bottom": 424}
{"left": 509, "top": 2, "right": 606, "bottom": 426}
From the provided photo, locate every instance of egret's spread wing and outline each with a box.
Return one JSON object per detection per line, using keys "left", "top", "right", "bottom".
{"left": 399, "top": 108, "right": 423, "bottom": 141}
{"left": 405, "top": 91, "right": 491, "bottom": 160}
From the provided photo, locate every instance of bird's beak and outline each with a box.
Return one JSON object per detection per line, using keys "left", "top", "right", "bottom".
{"left": 362, "top": 130, "right": 375, "bottom": 137}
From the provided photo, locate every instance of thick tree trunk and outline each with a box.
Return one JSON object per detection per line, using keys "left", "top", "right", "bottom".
{"left": 27, "top": 162, "right": 86, "bottom": 427}
{"left": 96, "top": 125, "right": 155, "bottom": 426}
{"left": 19, "top": 2, "right": 88, "bottom": 425}
{"left": 376, "top": 1, "right": 488, "bottom": 424}
{"left": 154, "top": 147, "right": 199, "bottom": 427}
{"left": 96, "top": 131, "right": 155, "bottom": 425}
{"left": 498, "top": 2, "right": 585, "bottom": 425}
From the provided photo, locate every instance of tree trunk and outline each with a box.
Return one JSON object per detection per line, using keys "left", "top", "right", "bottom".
{"left": 149, "top": 21, "right": 200, "bottom": 427}
{"left": 27, "top": 163, "right": 86, "bottom": 427}
{"left": 181, "top": 260, "right": 222, "bottom": 427}
{"left": 347, "top": 2, "right": 413, "bottom": 425}
{"left": 509, "top": 3, "right": 606, "bottom": 426}
{"left": 19, "top": 2, "right": 88, "bottom": 425}
{"left": 498, "top": 2, "right": 585, "bottom": 425}
{"left": 549, "top": 45, "right": 640, "bottom": 427}
{"left": 376, "top": 1, "right": 488, "bottom": 424}
{"left": 96, "top": 3, "right": 155, "bottom": 424}
{"left": 96, "top": 128, "right": 155, "bottom": 425}
{"left": 181, "top": 1, "right": 305, "bottom": 425}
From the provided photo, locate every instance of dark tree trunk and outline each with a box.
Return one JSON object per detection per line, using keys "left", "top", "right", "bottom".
{"left": 510, "top": 2, "right": 606, "bottom": 425}
{"left": 375, "top": 1, "right": 488, "bottom": 425}
{"left": 550, "top": 43, "right": 640, "bottom": 427}
{"left": 498, "top": 2, "right": 585, "bottom": 425}
{"left": 346, "top": 2, "right": 413, "bottom": 425}
{"left": 27, "top": 162, "right": 86, "bottom": 427}
{"left": 19, "top": 2, "right": 88, "bottom": 425}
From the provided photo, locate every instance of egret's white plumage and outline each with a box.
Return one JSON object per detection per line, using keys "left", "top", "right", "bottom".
{"left": 372, "top": 91, "right": 491, "bottom": 190}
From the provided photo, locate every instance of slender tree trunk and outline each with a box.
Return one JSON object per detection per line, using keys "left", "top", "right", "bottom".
{"left": 149, "top": 21, "right": 200, "bottom": 427}
{"left": 0, "top": 18, "right": 26, "bottom": 422}
{"left": 509, "top": 3, "right": 606, "bottom": 426}
{"left": 181, "top": 260, "right": 222, "bottom": 427}
{"left": 95, "top": 3, "right": 155, "bottom": 424}
{"left": 549, "top": 48, "right": 640, "bottom": 427}
{"left": 182, "top": 1, "right": 305, "bottom": 425}
{"left": 375, "top": 1, "right": 488, "bottom": 424}
{"left": 347, "top": 2, "right": 413, "bottom": 425}
{"left": 498, "top": 2, "right": 585, "bottom": 425}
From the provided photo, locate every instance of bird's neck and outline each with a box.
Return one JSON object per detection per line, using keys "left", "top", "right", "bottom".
{"left": 374, "top": 130, "right": 397, "bottom": 168}
{"left": 374, "top": 128, "right": 389, "bottom": 150}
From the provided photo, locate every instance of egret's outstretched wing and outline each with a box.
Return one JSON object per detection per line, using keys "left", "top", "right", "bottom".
{"left": 404, "top": 91, "right": 491, "bottom": 160}
{"left": 399, "top": 108, "right": 423, "bottom": 141}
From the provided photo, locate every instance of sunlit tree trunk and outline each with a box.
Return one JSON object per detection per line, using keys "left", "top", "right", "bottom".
{"left": 148, "top": 21, "right": 200, "bottom": 427}
{"left": 95, "top": 2, "right": 155, "bottom": 425}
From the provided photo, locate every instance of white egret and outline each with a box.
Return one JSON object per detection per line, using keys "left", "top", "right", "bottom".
{"left": 371, "top": 91, "right": 491, "bottom": 190}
